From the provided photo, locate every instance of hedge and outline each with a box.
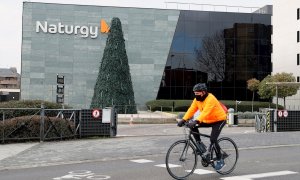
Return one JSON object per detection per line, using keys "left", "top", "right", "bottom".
{"left": 0, "top": 100, "right": 74, "bottom": 142}
{"left": 0, "top": 115, "right": 75, "bottom": 142}
{"left": 0, "top": 100, "right": 71, "bottom": 118}
{"left": 146, "top": 100, "right": 283, "bottom": 112}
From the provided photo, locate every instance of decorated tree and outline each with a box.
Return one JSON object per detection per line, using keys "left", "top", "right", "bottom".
{"left": 91, "top": 17, "right": 137, "bottom": 114}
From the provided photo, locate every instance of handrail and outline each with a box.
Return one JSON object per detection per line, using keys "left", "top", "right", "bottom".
{"left": 165, "top": 1, "right": 264, "bottom": 13}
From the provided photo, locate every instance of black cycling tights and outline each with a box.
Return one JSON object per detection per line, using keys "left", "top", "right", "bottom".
{"left": 190, "top": 120, "right": 226, "bottom": 160}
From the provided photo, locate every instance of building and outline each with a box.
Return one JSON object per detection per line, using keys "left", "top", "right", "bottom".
{"left": 272, "top": 0, "right": 300, "bottom": 110}
{"left": 0, "top": 67, "right": 20, "bottom": 101}
{"left": 21, "top": 2, "right": 272, "bottom": 109}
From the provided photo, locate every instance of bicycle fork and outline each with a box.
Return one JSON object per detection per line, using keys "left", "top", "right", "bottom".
{"left": 179, "top": 141, "right": 190, "bottom": 161}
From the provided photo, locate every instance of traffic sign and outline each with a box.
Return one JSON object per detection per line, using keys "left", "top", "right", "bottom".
{"left": 283, "top": 110, "right": 288, "bottom": 117}
{"left": 92, "top": 109, "right": 101, "bottom": 119}
{"left": 278, "top": 110, "right": 283, "bottom": 117}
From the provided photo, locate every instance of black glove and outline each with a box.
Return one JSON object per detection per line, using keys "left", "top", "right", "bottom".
{"left": 187, "top": 120, "right": 198, "bottom": 128}
{"left": 177, "top": 119, "right": 185, "bottom": 127}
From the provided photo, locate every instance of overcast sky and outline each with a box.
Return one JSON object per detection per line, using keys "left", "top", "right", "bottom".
{"left": 0, "top": 0, "right": 273, "bottom": 73}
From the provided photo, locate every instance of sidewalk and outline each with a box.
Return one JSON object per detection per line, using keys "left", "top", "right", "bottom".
{"left": 117, "top": 111, "right": 177, "bottom": 124}
{"left": 0, "top": 143, "right": 38, "bottom": 161}
{"left": 0, "top": 124, "right": 255, "bottom": 170}
{"left": 0, "top": 111, "right": 256, "bottom": 170}
{"left": 118, "top": 111, "right": 255, "bottom": 126}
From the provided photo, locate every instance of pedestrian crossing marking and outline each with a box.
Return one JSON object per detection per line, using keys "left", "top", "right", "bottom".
{"left": 130, "top": 159, "right": 154, "bottom": 163}
{"left": 155, "top": 164, "right": 181, "bottom": 168}
{"left": 221, "top": 170, "right": 298, "bottom": 180}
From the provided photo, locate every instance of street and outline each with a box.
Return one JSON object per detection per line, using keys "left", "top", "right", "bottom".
{"left": 0, "top": 145, "right": 299, "bottom": 180}
{"left": 0, "top": 125, "right": 300, "bottom": 179}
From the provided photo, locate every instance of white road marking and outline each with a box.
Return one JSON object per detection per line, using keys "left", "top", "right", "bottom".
{"left": 187, "top": 169, "right": 215, "bottom": 175}
{"left": 221, "top": 170, "right": 298, "bottom": 180}
{"left": 155, "top": 164, "right": 181, "bottom": 168}
{"left": 53, "top": 170, "right": 111, "bottom": 180}
{"left": 130, "top": 159, "right": 154, "bottom": 163}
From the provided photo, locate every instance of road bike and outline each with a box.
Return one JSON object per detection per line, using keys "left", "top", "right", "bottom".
{"left": 165, "top": 122, "right": 239, "bottom": 180}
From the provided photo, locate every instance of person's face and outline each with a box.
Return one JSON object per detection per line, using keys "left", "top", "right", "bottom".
{"left": 194, "top": 91, "right": 205, "bottom": 97}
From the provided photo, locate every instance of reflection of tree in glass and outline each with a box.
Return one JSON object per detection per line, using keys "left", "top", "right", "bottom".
{"left": 195, "top": 31, "right": 225, "bottom": 82}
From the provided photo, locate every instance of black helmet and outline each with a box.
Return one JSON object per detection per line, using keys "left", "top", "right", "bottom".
{"left": 193, "top": 83, "right": 207, "bottom": 92}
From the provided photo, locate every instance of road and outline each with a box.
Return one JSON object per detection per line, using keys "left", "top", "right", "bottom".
{"left": 0, "top": 125, "right": 300, "bottom": 179}
{"left": 0, "top": 145, "right": 299, "bottom": 180}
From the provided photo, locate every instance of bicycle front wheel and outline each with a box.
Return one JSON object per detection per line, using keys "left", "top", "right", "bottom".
{"left": 165, "top": 140, "right": 198, "bottom": 180}
{"left": 211, "top": 137, "right": 239, "bottom": 175}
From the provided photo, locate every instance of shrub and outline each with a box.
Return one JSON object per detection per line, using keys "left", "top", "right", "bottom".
{"left": 0, "top": 100, "right": 71, "bottom": 118}
{"left": 0, "top": 115, "right": 75, "bottom": 142}
{"left": 146, "top": 100, "right": 283, "bottom": 112}
{"left": 146, "top": 100, "right": 192, "bottom": 112}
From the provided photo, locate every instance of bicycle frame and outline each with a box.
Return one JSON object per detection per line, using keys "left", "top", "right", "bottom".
{"left": 183, "top": 125, "right": 225, "bottom": 164}
{"left": 183, "top": 126, "right": 211, "bottom": 156}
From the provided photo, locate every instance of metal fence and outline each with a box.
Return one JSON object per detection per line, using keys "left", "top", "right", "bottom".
{"left": 164, "top": 2, "right": 264, "bottom": 13}
{"left": 255, "top": 112, "right": 271, "bottom": 133}
{"left": 0, "top": 105, "right": 117, "bottom": 143}
{"left": 255, "top": 108, "right": 300, "bottom": 132}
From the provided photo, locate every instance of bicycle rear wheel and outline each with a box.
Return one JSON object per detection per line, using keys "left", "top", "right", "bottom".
{"left": 165, "top": 140, "right": 197, "bottom": 180}
{"left": 211, "top": 137, "right": 239, "bottom": 175}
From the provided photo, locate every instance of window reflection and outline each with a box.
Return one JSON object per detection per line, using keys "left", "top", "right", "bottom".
{"left": 157, "top": 11, "right": 272, "bottom": 101}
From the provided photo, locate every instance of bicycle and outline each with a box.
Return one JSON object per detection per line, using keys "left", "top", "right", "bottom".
{"left": 165, "top": 122, "right": 239, "bottom": 180}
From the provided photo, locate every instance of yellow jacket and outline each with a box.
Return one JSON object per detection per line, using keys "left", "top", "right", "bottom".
{"left": 183, "top": 93, "right": 226, "bottom": 124}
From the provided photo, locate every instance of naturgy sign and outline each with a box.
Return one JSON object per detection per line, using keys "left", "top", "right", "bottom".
{"left": 35, "top": 19, "right": 110, "bottom": 39}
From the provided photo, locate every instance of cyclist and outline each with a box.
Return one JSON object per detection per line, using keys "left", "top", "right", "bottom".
{"left": 177, "top": 83, "right": 227, "bottom": 170}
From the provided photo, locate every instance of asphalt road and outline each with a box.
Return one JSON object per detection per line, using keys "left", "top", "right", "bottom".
{"left": 0, "top": 145, "right": 299, "bottom": 180}
{"left": 0, "top": 125, "right": 300, "bottom": 180}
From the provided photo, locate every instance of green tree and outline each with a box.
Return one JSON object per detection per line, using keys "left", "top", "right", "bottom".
{"left": 272, "top": 72, "right": 299, "bottom": 108}
{"left": 258, "top": 75, "right": 274, "bottom": 106}
{"left": 247, "top": 78, "right": 260, "bottom": 112}
{"left": 91, "top": 17, "right": 137, "bottom": 114}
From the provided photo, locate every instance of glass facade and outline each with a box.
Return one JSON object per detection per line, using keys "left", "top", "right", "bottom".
{"left": 157, "top": 11, "right": 272, "bottom": 101}
{"left": 21, "top": 2, "right": 179, "bottom": 108}
{"left": 21, "top": 2, "right": 272, "bottom": 108}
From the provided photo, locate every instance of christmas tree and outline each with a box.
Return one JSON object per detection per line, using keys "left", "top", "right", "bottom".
{"left": 91, "top": 17, "right": 137, "bottom": 114}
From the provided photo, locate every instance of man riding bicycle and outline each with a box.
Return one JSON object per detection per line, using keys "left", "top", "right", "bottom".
{"left": 177, "top": 83, "right": 227, "bottom": 170}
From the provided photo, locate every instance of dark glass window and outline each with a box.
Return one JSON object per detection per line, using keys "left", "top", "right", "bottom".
{"left": 298, "top": 54, "right": 300, "bottom": 65}
{"left": 157, "top": 11, "right": 271, "bottom": 102}
{"left": 298, "top": 31, "right": 300, "bottom": 42}
{"left": 298, "top": 76, "right": 300, "bottom": 82}
{"left": 298, "top": 8, "right": 300, "bottom": 20}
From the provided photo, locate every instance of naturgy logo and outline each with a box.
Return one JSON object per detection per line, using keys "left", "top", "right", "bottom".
{"left": 35, "top": 19, "right": 110, "bottom": 39}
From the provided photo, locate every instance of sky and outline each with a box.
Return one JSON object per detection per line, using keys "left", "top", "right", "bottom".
{"left": 0, "top": 0, "right": 273, "bottom": 73}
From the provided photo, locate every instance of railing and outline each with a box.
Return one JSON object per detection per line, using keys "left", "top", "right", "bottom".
{"left": 1, "top": 105, "right": 118, "bottom": 143}
{"left": 164, "top": 2, "right": 264, "bottom": 13}
{"left": 0, "top": 106, "right": 80, "bottom": 143}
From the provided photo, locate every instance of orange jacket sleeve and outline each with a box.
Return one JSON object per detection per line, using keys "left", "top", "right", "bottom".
{"left": 182, "top": 99, "right": 198, "bottom": 121}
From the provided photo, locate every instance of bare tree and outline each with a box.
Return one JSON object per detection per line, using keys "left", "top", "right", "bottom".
{"left": 195, "top": 31, "right": 225, "bottom": 82}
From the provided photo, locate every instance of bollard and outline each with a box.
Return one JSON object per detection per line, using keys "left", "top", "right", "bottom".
{"left": 228, "top": 108, "right": 234, "bottom": 125}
